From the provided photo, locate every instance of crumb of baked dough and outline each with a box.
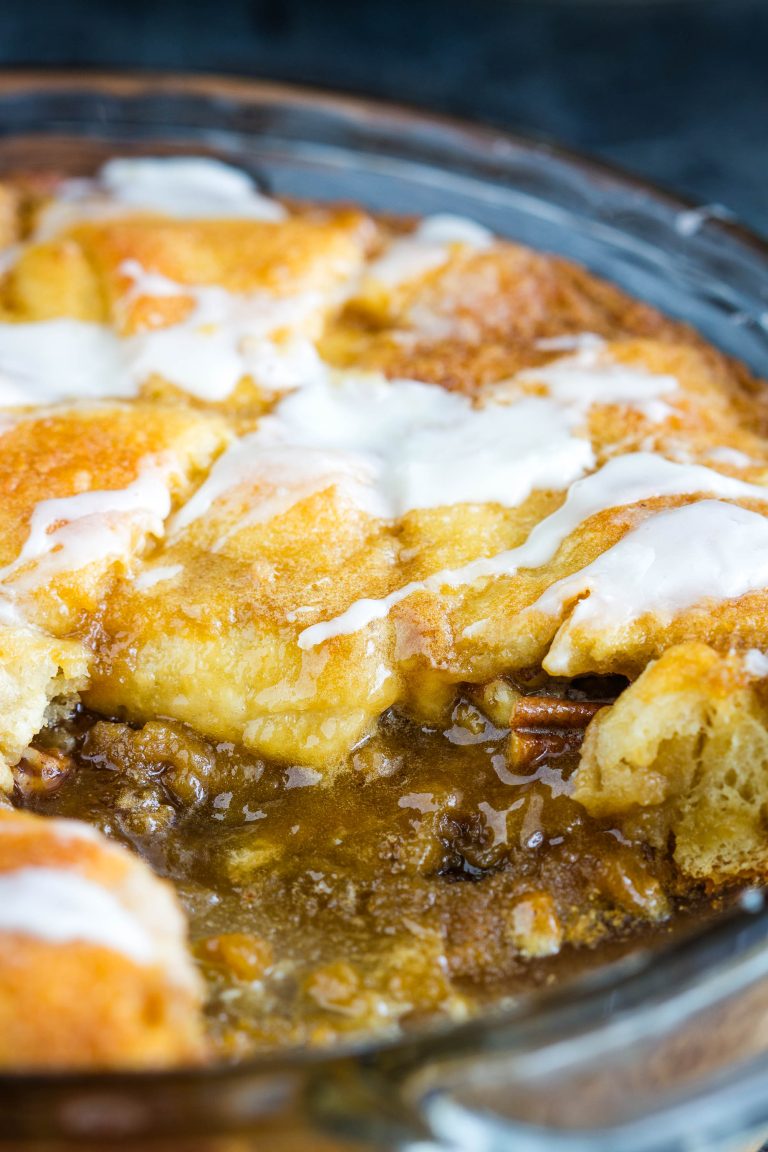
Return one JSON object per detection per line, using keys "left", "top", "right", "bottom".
{"left": 575, "top": 642, "right": 768, "bottom": 882}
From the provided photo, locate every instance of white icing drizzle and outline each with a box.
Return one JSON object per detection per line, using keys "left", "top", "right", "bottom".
{"left": 535, "top": 502, "right": 768, "bottom": 674}
{"left": 36, "top": 156, "right": 285, "bottom": 237}
{"left": 0, "top": 461, "right": 173, "bottom": 594}
{"left": 121, "top": 260, "right": 325, "bottom": 401}
{"left": 0, "top": 267, "right": 324, "bottom": 407}
{"left": 744, "top": 649, "right": 768, "bottom": 677}
{"left": 0, "top": 158, "right": 310, "bottom": 407}
{"left": 518, "top": 337, "right": 678, "bottom": 420}
{"left": 133, "top": 563, "right": 184, "bottom": 591}
{"left": 707, "top": 445, "right": 756, "bottom": 468}
{"left": 0, "top": 599, "right": 26, "bottom": 628}
{"left": 363, "top": 214, "right": 493, "bottom": 289}
{"left": 169, "top": 371, "right": 594, "bottom": 539}
{"left": 101, "top": 157, "right": 286, "bottom": 220}
{"left": 298, "top": 452, "right": 768, "bottom": 649}
{"left": 178, "top": 443, "right": 383, "bottom": 547}
{"left": 0, "top": 866, "right": 155, "bottom": 962}
{"left": 536, "top": 333, "right": 603, "bottom": 352}
{"left": 0, "top": 321, "right": 131, "bottom": 407}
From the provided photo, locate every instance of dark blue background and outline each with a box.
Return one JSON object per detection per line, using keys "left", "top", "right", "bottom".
{"left": 1, "top": 0, "right": 766, "bottom": 232}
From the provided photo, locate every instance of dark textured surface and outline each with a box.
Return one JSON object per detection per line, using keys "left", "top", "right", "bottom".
{"left": 0, "top": 0, "right": 765, "bottom": 229}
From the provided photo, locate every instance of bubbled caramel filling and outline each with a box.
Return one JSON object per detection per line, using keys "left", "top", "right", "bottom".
{"left": 14, "top": 671, "right": 713, "bottom": 1057}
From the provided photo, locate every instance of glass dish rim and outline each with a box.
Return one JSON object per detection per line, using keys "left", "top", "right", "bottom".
{"left": 1, "top": 64, "right": 766, "bottom": 253}
{"left": 0, "top": 70, "right": 766, "bottom": 1146}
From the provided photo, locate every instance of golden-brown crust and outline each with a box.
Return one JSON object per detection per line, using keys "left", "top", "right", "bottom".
{"left": 82, "top": 301, "right": 768, "bottom": 764}
{"left": 0, "top": 170, "right": 763, "bottom": 904}
{"left": 0, "top": 209, "right": 377, "bottom": 326}
{"left": 0, "top": 626, "right": 87, "bottom": 788}
{"left": 0, "top": 809, "right": 204, "bottom": 1069}
{"left": 574, "top": 643, "right": 768, "bottom": 883}
{"left": 0, "top": 939, "right": 202, "bottom": 1069}
{"left": 0, "top": 404, "right": 228, "bottom": 637}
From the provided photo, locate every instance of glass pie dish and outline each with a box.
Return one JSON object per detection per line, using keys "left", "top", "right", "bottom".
{"left": 1, "top": 71, "right": 768, "bottom": 1152}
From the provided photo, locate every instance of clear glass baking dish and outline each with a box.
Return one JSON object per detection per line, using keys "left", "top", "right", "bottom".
{"left": 1, "top": 71, "right": 768, "bottom": 1152}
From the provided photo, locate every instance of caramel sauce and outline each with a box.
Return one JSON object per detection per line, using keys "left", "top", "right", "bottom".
{"left": 19, "top": 681, "right": 704, "bottom": 1059}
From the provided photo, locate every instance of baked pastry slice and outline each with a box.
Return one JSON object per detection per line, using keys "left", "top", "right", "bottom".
{"left": 576, "top": 642, "right": 768, "bottom": 883}
{"left": 0, "top": 157, "right": 376, "bottom": 413}
{"left": 0, "top": 807, "right": 203, "bottom": 1068}
{"left": 0, "top": 628, "right": 87, "bottom": 794}
{"left": 0, "top": 156, "right": 767, "bottom": 1058}
{"left": 85, "top": 333, "right": 768, "bottom": 768}
{"left": 0, "top": 401, "right": 227, "bottom": 786}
